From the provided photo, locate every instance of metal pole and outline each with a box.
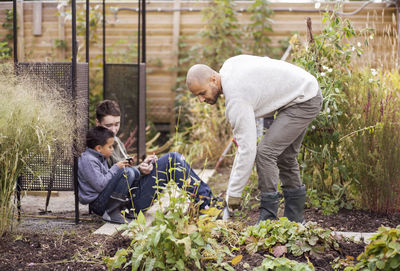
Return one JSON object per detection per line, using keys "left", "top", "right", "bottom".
{"left": 86, "top": 0, "right": 89, "bottom": 63}
{"left": 103, "top": 0, "right": 106, "bottom": 96}
{"left": 137, "top": 0, "right": 141, "bottom": 65}
{"left": 71, "top": 0, "right": 80, "bottom": 224}
{"left": 141, "top": 0, "right": 146, "bottom": 63}
{"left": 13, "top": 0, "right": 17, "bottom": 63}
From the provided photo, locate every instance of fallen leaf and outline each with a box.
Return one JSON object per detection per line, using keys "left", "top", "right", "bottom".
{"left": 232, "top": 255, "right": 243, "bottom": 266}
{"left": 272, "top": 245, "right": 287, "bottom": 257}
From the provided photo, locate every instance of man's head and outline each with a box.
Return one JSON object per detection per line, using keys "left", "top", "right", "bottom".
{"left": 86, "top": 126, "right": 115, "bottom": 158}
{"left": 186, "top": 64, "right": 222, "bottom": 105}
{"left": 96, "top": 100, "right": 121, "bottom": 136}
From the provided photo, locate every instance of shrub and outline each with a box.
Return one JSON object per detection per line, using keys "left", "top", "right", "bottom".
{"left": 290, "top": 12, "right": 372, "bottom": 213}
{"left": 344, "top": 70, "right": 400, "bottom": 213}
{"left": 0, "top": 65, "right": 75, "bottom": 236}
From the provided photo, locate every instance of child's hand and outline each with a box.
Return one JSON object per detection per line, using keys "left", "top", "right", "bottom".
{"left": 116, "top": 160, "right": 130, "bottom": 169}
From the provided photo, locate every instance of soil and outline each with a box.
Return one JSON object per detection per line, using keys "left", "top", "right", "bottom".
{"left": 1, "top": 166, "right": 399, "bottom": 270}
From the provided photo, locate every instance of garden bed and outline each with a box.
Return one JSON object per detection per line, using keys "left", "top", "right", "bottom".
{"left": 1, "top": 166, "right": 399, "bottom": 270}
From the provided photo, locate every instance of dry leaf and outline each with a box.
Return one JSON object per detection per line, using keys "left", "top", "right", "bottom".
{"left": 272, "top": 245, "right": 287, "bottom": 257}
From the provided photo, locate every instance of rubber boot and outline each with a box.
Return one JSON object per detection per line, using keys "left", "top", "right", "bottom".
{"left": 257, "top": 192, "right": 282, "bottom": 224}
{"left": 102, "top": 198, "right": 131, "bottom": 224}
{"left": 283, "top": 185, "right": 306, "bottom": 223}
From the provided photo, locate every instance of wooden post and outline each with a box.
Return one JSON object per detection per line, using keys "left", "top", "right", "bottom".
{"left": 170, "top": 0, "right": 181, "bottom": 134}
{"left": 32, "top": 1, "right": 42, "bottom": 36}
{"left": 17, "top": 0, "right": 24, "bottom": 61}
{"left": 58, "top": 3, "right": 66, "bottom": 60}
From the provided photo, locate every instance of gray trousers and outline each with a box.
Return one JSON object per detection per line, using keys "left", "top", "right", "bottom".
{"left": 256, "top": 90, "right": 322, "bottom": 194}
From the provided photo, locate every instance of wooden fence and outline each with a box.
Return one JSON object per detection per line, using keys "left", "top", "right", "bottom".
{"left": 0, "top": 1, "right": 397, "bottom": 127}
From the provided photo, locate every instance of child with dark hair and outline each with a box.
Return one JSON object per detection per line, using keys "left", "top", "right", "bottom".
{"left": 78, "top": 126, "right": 139, "bottom": 224}
{"left": 91, "top": 100, "right": 223, "bottom": 221}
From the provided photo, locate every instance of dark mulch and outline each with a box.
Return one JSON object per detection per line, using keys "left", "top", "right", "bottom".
{"left": 0, "top": 216, "right": 131, "bottom": 271}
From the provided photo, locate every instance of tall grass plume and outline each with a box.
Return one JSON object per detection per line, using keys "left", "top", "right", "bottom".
{"left": 0, "top": 64, "right": 76, "bottom": 236}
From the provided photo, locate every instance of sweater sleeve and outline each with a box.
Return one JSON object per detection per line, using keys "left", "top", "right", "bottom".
{"left": 225, "top": 100, "right": 258, "bottom": 198}
{"left": 80, "top": 159, "right": 120, "bottom": 193}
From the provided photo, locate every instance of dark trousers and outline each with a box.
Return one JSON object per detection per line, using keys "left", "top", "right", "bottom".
{"left": 132, "top": 152, "right": 215, "bottom": 213}
{"left": 90, "top": 152, "right": 215, "bottom": 216}
{"left": 89, "top": 166, "right": 138, "bottom": 216}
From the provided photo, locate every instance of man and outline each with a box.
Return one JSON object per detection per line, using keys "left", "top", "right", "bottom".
{"left": 186, "top": 55, "right": 322, "bottom": 223}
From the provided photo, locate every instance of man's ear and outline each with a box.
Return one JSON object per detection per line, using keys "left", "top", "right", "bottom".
{"left": 95, "top": 119, "right": 100, "bottom": 126}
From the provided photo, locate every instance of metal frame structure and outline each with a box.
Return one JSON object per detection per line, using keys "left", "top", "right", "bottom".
{"left": 13, "top": 0, "right": 89, "bottom": 224}
{"left": 102, "top": 0, "right": 146, "bottom": 162}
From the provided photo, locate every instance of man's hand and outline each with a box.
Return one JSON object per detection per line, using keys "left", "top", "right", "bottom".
{"left": 227, "top": 196, "right": 242, "bottom": 212}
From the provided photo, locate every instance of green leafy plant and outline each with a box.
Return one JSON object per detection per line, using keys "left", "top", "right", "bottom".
{"left": 239, "top": 218, "right": 340, "bottom": 258}
{"left": 0, "top": 65, "right": 75, "bottom": 236}
{"left": 104, "top": 178, "right": 235, "bottom": 270}
{"left": 341, "top": 226, "right": 400, "bottom": 271}
{"left": 253, "top": 255, "right": 314, "bottom": 271}
{"left": 0, "top": 9, "right": 13, "bottom": 61}
{"left": 291, "top": 11, "right": 372, "bottom": 213}
{"left": 245, "top": 0, "right": 273, "bottom": 56}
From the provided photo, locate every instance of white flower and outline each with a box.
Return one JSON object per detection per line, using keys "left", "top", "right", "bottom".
{"left": 371, "top": 68, "right": 377, "bottom": 76}
{"left": 326, "top": 107, "right": 331, "bottom": 113}
{"left": 352, "top": 46, "right": 356, "bottom": 51}
{"left": 327, "top": 115, "right": 331, "bottom": 119}
{"left": 320, "top": 72, "right": 326, "bottom": 77}
{"left": 322, "top": 65, "right": 329, "bottom": 70}
{"left": 315, "top": 2, "right": 321, "bottom": 9}
{"left": 327, "top": 68, "right": 333, "bottom": 73}
{"left": 312, "top": 125, "right": 316, "bottom": 130}
{"left": 357, "top": 42, "right": 362, "bottom": 47}
{"left": 369, "top": 35, "right": 374, "bottom": 40}
{"left": 369, "top": 78, "right": 374, "bottom": 83}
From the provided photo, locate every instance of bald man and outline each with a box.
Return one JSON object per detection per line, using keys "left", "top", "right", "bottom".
{"left": 186, "top": 55, "right": 322, "bottom": 223}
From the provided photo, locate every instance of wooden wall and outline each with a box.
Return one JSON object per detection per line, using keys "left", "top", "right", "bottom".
{"left": 0, "top": 1, "right": 397, "bottom": 126}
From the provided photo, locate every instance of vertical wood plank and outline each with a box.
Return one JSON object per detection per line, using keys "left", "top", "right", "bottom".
{"left": 170, "top": 0, "right": 181, "bottom": 133}
{"left": 32, "top": 1, "right": 42, "bottom": 36}
{"left": 17, "top": 0, "right": 24, "bottom": 61}
{"left": 58, "top": 3, "right": 66, "bottom": 60}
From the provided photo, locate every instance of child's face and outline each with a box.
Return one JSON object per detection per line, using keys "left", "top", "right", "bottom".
{"left": 96, "top": 115, "right": 120, "bottom": 136}
{"left": 96, "top": 137, "right": 115, "bottom": 158}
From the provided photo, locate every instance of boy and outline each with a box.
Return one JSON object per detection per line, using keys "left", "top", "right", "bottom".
{"left": 78, "top": 126, "right": 139, "bottom": 224}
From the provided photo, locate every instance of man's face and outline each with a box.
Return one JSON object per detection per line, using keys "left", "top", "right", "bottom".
{"left": 96, "top": 115, "right": 121, "bottom": 136}
{"left": 96, "top": 137, "right": 115, "bottom": 159}
{"left": 190, "top": 80, "right": 220, "bottom": 105}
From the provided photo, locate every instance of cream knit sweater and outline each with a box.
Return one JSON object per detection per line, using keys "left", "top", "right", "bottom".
{"left": 220, "top": 55, "right": 319, "bottom": 197}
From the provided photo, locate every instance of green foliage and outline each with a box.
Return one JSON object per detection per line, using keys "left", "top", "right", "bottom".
{"left": 245, "top": 0, "right": 273, "bottom": 56}
{"left": 239, "top": 218, "right": 339, "bottom": 258}
{"left": 291, "top": 12, "right": 372, "bottom": 213}
{"left": 342, "top": 226, "right": 400, "bottom": 271}
{"left": 0, "top": 9, "right": 13, "bottom": 61}
{"left": 105, "top": 179, "right": 235, "bottom": 270}
{"left": 254, "top": 255, "right": 314, "bottom": 271}
{"left": 344, "top": 70, "right": 400, "bottom": 213}
{"left": 53, "top": 39, "right": 68, "bottom": 50}
{"left": 199, "top": 0, "right": 243, "bottom": 70}
{"left": 0, "top": 65, "right": 76, "bottom": 236}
